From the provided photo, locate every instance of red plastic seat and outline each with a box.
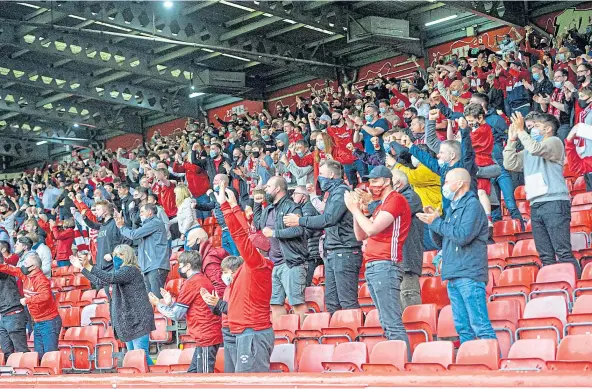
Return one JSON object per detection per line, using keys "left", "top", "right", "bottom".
{"left": 572, "top": 176, "right": 587, "bottom": 196}
{"left": 312, "top": 265, "right": 325, "bottom": 286}
{"left": 150, "top": 312, "right": 173, "bottom": 347}
{"left": 506, "top": 239, "right": 541, "bottom": 268}
{"left": 436, "top": 305, "right": 458, "bottom": 339}
{"left": 322, "top": 342, "right": 368, "bottom": 372}
{"left": 294, "top": 312, "right": 331, "bottom": 367}
{"left": 64, "top": 326, "right": 99, "bottom": 371}
{"left": 488, "top": 242, "right": 513, "bottom": 278}
{"left": 58, "top": 306, "right": 81, "bottom": 328}
{"left": 71, "top": 274, "right": 91, "bottom": 290}
{"left": 297, "top": 344, "right": 334, "bottom": 373}
{"left": 499, "top": 339, "right": 555, "bottom": 371}
{"left": 357, "top": 283, "right": 375, "bottom": 314}
{"left": 356, "top": 309, "right": 385, "bottom": 354}
{"left": 148, "top": 349, "right": 182, "bottom": 373}
{"left": 270, "top": 344, "right": 296, "bottom": 372}
{"left": 570, "top": 210, "right": 592, "bottom": 235}
{"left": 320, "top": 309, "right": 363, "bottom": 345}
{"left": 572, "top": 193, "right": 592, "bottom": 212}
{"left": 516, "top": 296, "right": 567, "bottom": 346}
{"left": 565, "top": 295, "right": 592, "bottom": 336}
{"left": 420, "top": 277, "right": 449, "bottom": 310}
{"left": 32, "top": 351, "right": 62, "bottom": 375}
{"left": 493, "top": 220, "right": 521, "bottom": 243}
{"left": 58, "top": 290, "right": 82, "bottom": 308}
{"left": 448, "top": 339, "right": 500, "bottom": 371}
{"left": 490, "top": 266, "right": 538, "bottom": 315}
{"left": 92, "top": 288, "right": 109, "bottom": 304}
{"left": 487, "top": 300, "right": 521, "bottom": 358}
{"left": 89, "top": 303, "right": 111, "bottom": 331}
{"left": 421, "top": 251, "right": 437, "bottom": 275}
{"left": 574, "top": 263, "right": 592, "bottom": 299}
{"left": 402, "top": 304, "right": 437, "bottom": 353}
{"left": 96, "top": 327, "right": 121, "bottom": 371}
{"left": 304, "top": 286, "right": 325, "bottom": 313}
{"left": 361, "top": 340, "right": 408, "bottom": 373}
{"left": 12, "top": 352, "right": 39, "bottom": 375}
{"left": 546, "top": 334, "right": 592, "bottom": 371}
{"left": 117, "top": 350, "right": 148, "bottom": 374}
{"left": 214, "top": 347, "right": 224, "bottom": 373}
{"left": 404, "top": 341, "right": 454, "bottom": 372}
{"left": 164, "top": 278, "right": 185, "bottom": 298}
{"left": 77, "top": 290, "right": 97, "bottom": 308}
{"left": 169, "top": 347, "right": 195, "bottom": 373}
{"left": 529, "top": 263, "right": 576, "bottom": 303}
{"left": 273, "top": 314, "right": 300, "bottom": 344}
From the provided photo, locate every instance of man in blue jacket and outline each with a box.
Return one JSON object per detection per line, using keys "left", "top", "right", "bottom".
{"left": 417, "top": 168, "right": 496, "bottom": 344}
{"left": 115, "top": 203, "right": 170, "bottom": 298}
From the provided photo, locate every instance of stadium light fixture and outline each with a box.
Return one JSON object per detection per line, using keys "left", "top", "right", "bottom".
{"left": 425, "top": 14, "right": 457, "bottom": 26}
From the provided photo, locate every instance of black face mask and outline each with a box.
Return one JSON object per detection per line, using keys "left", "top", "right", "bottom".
{"left": 233, "top": 156, "right": 239, "bottom": 162}
{"left": 309, "top": 140, "right": 316, "bottom": 148}
{"left": 578, "top": 98, "right": 590, "bottom": 109}
{"left": 252, "top": 151, "right": 260, "bottom": 158}
{"left": 404, "top": 117, "right": 413, "bottom": 125}
{"left": 178, "top": 265, "right": 188, "bottom": 279}
{"left": 21, "top": 265, "right": 32, "bottom": 276}
{"left": 278, "top": 144, "right": 286, "bottom": 152}
{"left": 578, "top": 75, "right": 587, "bottom": 84}
{"left": 331, "top": 118, "right": 341, "bottom": 126}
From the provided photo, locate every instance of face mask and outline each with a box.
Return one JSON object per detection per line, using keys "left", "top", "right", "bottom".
{"left": 578, "top": 75, "right": 587, "bottom": 84}
{"left": 364, "top": 114, "right": 374, "bottom": 122}
{"left": 233, "top": 156, "right": 239, "bottom": 162}
{"left": 296, "top": 151, "right": 305, "bottom": 158}
{"left": 221, "top": 273, "right": 233, "bottom": 286}
{"left": 262, "top": 135, "right": 270, "bottom": 141}
{"left": 150, "top": 162, "right": 157, "bottom": 169}
{"left": 451, "top": 90, "right": 461, "bottom": 97}
{"left": 531, "top": 127, "right": 544, "bottom": 142}
{"left": 209, "top": 150, "right": 219, "bottom": 158}
{"left": 355, "top": 105, "right": 362, "bottom": 110}
{"left": 411, "top": 156, "right": 420, "bottom": 168}
{"left": 317, "top": 141, "right": 326, "bottom": 151}
{"left": 331, "top": 118, "right": 341, "bottom": 126}
{"left": 404, "top": 117, "right": 412, "bottom": 125}
{"left": 213, "top": 184, "right": 220, "bottom": 192}
{"left": 20, "top": 265, "right": 32, "bottom": 276}
{"left": 579, "top": 98, "right": 590, "bottom": 109}
{"left": 438, "top": 153, "right": 453, "bottom": 167}
{"left": 318, "top": 176, "right": 335, "bottom": 192}
{"left": 178, "top": 265, "right": 188, "bottom": 279}
{"left": 409, "top": 97, "right": 417, "bottom": 104}
{"left": 470, "top": 122, "right": 480, "bottom": 130}
{"left": 113, "top": 256, "right": 123, "bottom": 271}
{"left": 554, "top": 81, "right": 563, "bottom": 89}
{"left": 278, "top": 144, "right": 286, "bottom": 152}
{"left": 532, "top": 73, "right": 541, "bottom": 81}
{"left": 384, "top": 143, "right": 391, "bottom": 154}
{"left": 379, "top": 107, "right": 386, "bottom": 114}
{"left": 140, "top": 215, "right": 146, "bottom": 223}
{"left": 318, "top": 123, "right": 327, "bottom": 130}
{"left": 558, "top": 53, "right": 565, "bottom": 61}
{"left": 442, "top": 182, "right": 459, "bottom": 201}
{"left": 252, "top": 151, "right": 260, "bottom": 158}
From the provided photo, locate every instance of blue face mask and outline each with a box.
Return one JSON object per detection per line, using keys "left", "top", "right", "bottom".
{"left": 451, "top": 90, "right": 461, "bottom": 97}
{"left": 379, "top": 107, "right": 386, "bottom": 114}
{"left": 437, "top": 160, "right": 448, "bottom": 168}
{"left": 209, "top": 150, "right": 218, "bottom": 158}
{"left": 113, "top": 256, "right": 123, "bottom": 271}
{"left": 532, "top": 72, "right": 541, "bottom": 81}
{"left": 384, "top": 143, "right": 391, "bottom": 154}
{"left": 365, "top": 114, "right": 374, "bottom": 122}
{"left": 213, "top": 184, "right": 220, "bottom": 192}
{"left": 554, "top": 81, "right": 563, "bottom": 89}
{"left": 531, "top": 127, "right": 544, "bottom": 142}
{"left": 296, "top": 151, "right": 305, "bottom": 158}
{"left": 317, "top": 141, "right": 325, "bottom": 151}
{"left": 318, "top": 176, "right": 338, "bottom": 192}
{"left": 557, "top": 53, "right": 565, "bottom": 62}
{"left": 262, "top": 135, "right": 270, "bottom": 141}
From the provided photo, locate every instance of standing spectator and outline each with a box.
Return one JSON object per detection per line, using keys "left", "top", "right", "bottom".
{"left": 0, "top": 253, "right": 61, "bottom": 359}
{"left": 190, "top": 142, "right": 232, "bottom": 185}
{"left": 26, "top": 232, "right": 52, "bottom": 278}
{"left": 117, "top": 183, "right": 135, "bottom": 228}
{"left": 417, "top": 168, "right": 496, "bottom": 344}
{"left": 503, "top": 112, "right": 581, "bottom": 277}
{"left": 351, "top": 104, "right": 389, "bottom": 157}
{"left": 116, "top": 204, "right": 171, "bottom": 297}
{"left": 284, "top": 160, "right": 362, "bottom": 314}
{"left": 255, "top": 177, "right": 308, "bottom": 325}
{"left": 291, "top": 186, "right": 322, "bottom": 287}
{"left": 149, "top": 251, "right": 222, "bottom": 373}
{"left": 152, "top": 167, "right": 177, "bottom": 219}
{"left": 71, "top": 246, "right": 155, "bottom": 367}
{"left": 50, "top": 218, "right": 75, "bottom": 268}
{"left": 526, "top": 64, "right": 555, "bottom": 113}
{"left": 344, "top": 166, "right": 411, "bottom": 350}
{"left": 173, "top": 185, "right": 198, "bottom": 239}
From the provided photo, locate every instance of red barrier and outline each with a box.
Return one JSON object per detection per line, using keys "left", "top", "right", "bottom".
{"left": 1, "top": 372, "right": 592, "bottom": 388}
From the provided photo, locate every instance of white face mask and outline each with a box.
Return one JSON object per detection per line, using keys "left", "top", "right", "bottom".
{"left": 221, "top": 273, "right": 233, "bottom": 286}
{"left": 411, "top": 156, "right": 420, "bottom": 168}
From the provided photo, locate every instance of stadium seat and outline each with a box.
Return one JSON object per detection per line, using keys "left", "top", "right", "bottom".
{"left": 304, "top": 286, "right": 325, "bottom": 313}
{"left": 169, "top": 347, "right": 195, "bottom": 373}
{"left": 80, "top": 304, "right": 97, "bottom": 327}
{"left": 320, "top": 309, "right": 363, "bottom": 345}
{"left": 506, "top": 239, "right": 541, "bottom": 268}
{"left": 33, "top": 351, "right": 62, "bottom": 375}
{"left": 67, "top": 326, "right": 100, "bottom": 371}
{"left": 361, "top": 340, "right": 408, "bottom": 373}
{"left": 574, "top": 263, "right": 592, "bottom": 299}
{"left": 96, "top": 327, "right": 121, "bottom": 371}
{"left": 58, "top": 306, "right": 81, "bottom": 328}
{"left": 420, "top": 277, "right": 449, "bottom": 310}
{"left": 488, "top": 242, "right": 513, "bottom": 280}
{"left": 487, "top": 300, "right": 521, "bottom": 358}
{"left": 150, "top": 312, "right": 173, "bottom": 349}
{"left": 499, "top": 339, "right": 555, "bottom": 371}
{"left": 77, "top": 290, "right": 97, "bottom": 308}
{"left": 436, "top": 305, "right": 458, "bottom": 339}
{"left": 312, "top": 265, "right": 325, "bottom": 286}
{"left": 448, "top": 339, "right": 500, "bottom": 371}
{"left": 516, "top": 296, "right": 567, "bottom": 345}
{"left": 356, "top": 309, "right": 385, "bottom": 354}
{"left": 12, "top": 352, "right": 39, "bottom": 375}
{"left": 164, "top": 278, "right": 185, "bottom": 298}
{"left": 117, "top": 350, "right": 148, "bottom": 374}
{"left": 421, "top": 251, "right": 437, "bottom": 275}
{"left": 546, "top": 334, "right": 592, "bottom": 371}
{"left": 93, "top": 288, "right": 109, "bottom": 304}
{"left": 565, "top": 295, "right": 592, "bottom": 336}
{"left": 404, "top": 341, "right": 454, "bottom": 372}
{"left": 322, "top": 342, "right": 368, "bottom": 372}
{"left": 572, "top": 176, "right": 587, "bottom": 196}
{"left": 214, "top": 347, "right": 224, "bottom": 373}
{"left": 72, "top": 274, "right": 91, "bottom": 290}
{"left": 270, "top": 344, "right": 296, "bottom": 372}
{"left": 493, "top": 219, "right": 521, "bottom": 243}
{"left": 489, "top": 266, "right": 538, "bottom": 315}
{"left": 149, "top": 349, "right": 182, "bottom": 373}
{"left": 294, "top": 312, "right": 331, "bottom": 367}
{"left": 273, "top": 314, "right": 300, "bottom": 344}
{"left": 297, "top": 344, "right": 334, "bottom": 373}
{"left": 357, "top": 283, "right": 375, "bottom": 314}
{"left": 570, "top": 210, "right": 592, "bottom": 235}
{"left": 89, "top": 303, "right": 111, "bottom": 331}
{"left": 58, "top": 290, "right": 82, "bottom": 308}
{"left": 572, "top": 192, "right": 592, "bottom": 212}
{"left": 529, "top": 263, "right": 576, "bottom": 304}
{"left": 402, "top": 304, "right": 438, "bottom": 353}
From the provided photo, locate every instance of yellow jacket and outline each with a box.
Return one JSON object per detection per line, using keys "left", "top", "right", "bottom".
{"left": 393, "top": 163, "right": 442, "bottom": 212}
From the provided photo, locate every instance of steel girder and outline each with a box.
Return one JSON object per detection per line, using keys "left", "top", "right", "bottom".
{"left": 0, "top": 57, "right": 198, "bottom": 117}
{"left": 0, "top": 88, "right": 142, "bottom": 133}
{"left": 53, "top": 1, "right": 338, "bottom": 78}
{"left": 447, "top": 1, "right": 528, "bottom": 29}
{"left": 0, "top": 116, "right": 72, "bottom": 135}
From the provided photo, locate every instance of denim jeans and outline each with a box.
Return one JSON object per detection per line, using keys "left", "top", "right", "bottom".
{"left": 222, "top": 229, "right": 239, "bottom": 256}
{"left": 34, "top": 315, "right": 62, "bottom": 358}
{"left": 491, "top": 143, "right": 522, "bottom": 221}
{"left": 143, "top": 268, "right": 169, "bottom": 298}
{"left": 447, "top": 278, "right": 497, "bottom": 344}
{"left": 125, "top": 334, "right": 153, "bottom": 366}
{"left": 324, "top": 249, "right": 362, "bottom": 314}
{"left": 365, "top": 261, "right": 409, "bottom": 348}
{"left": 0, "top": 311, "right": 29, "bottom": 359}
{"left": 531, "top": 200, "right": 582, "bottom": 278}
{"left": 343, "top": 160, "right": 368, "bottom": 188}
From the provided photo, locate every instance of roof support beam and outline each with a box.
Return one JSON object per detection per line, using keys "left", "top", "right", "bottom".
{"left": 220, "top": 16, "right": 283, "bottom": 41}
{"left": 446, "top": 1, "right": 528, "bottom": 29}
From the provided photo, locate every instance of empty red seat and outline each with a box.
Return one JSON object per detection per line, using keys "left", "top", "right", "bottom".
{"left": 214, "top": 347, "right": 224, "bottom": 373}
{"left": 420, "top": 277, "right": 449, "bottom": 310}
{"left": 312, "top": 265, "right": 325, "bottom": 286}
{"left": 565, "top": 295, "right": 592, "bottom": 336}
{"left": 270, "top": 344, "right": 296, "bottom": 372}
{"left": 89, "top": 303, "right": 111, "bottom": 331}
{"left": 117, "top": 350, "right": 148, "bottom": 374}
{"left": 322, "top": 342, "right": 368, "bottom": 372}
{"left": 570, "top": 210, "right": 592, "bottom": 235}
{"left": 356, "top": 309, "right": 385, "bottom": 354}
{"left": 12, "top": 352, "right": 39, "bottom": 375}
{"left": 320, "top": 309, "right": 363, "bottom": 344}
{"left": 546, "top": 334, "right": 592, "bottom": 371}
{"left": 294, "top": 312, "right": 331, "bottom": 367}
{"left": 490, "top": 267, "right": 538, "bottom": 315}
{"left": 572, "top": 176, "right": 587, "bottom": 196}
{"left": 574, "top": 263, "right": 592, "bottom": 299}
{"left": 572, "top": 193, "right": 592, "bottom": 212}
{"left": 487, "top": 300, "right": 521, "bottom": 358}
{"left": 404, "top": 341, "right": 454, "bottom": 372}
{"left": 488, "top": 242, "right": 513, "bottom": 280}
{"left": 357, "top": 283, "right": 375, "bottom": 314}
{"left": 436, "top": 305, "right": 458, "bottom": 339}
{"left": 60, "top": 326, "right": 99, "bottom": 371}
{"left": 448, "top": 339, "right": 500, "bottom": 371}
{"left": 58, "top": 306, "right": 81, "bottom": 328}
{"left": 297, "top": 344, "right": 334, "bottom": 373}
{"left": 96, "top": 327, "right": 121, "bottom": 371}
{"left": 506, "top": 239, "right": 541, "bottom": 268}
{"left": 422, "top": 251, "right": 437, "bottom": 275}
{"left": 32, "top": 351, "right": 62, "bottom": 375}
{"left": 529, "top": 263, "right": 576, "bottom": 303}
{"left": 361, "top": 340, "right": 408, "bottom": 373}
{"left": 169, "top": 347, "right": 195, "bottom": 373}
{"left": 273, "top": 314, "right": 300, "bottom": 344}
{"left": 58, "top": 290, "right": 82, "bottom": 308}
{"left": 402, "top": 304, "right": 437, "bottom": 353}
{"left": 304, "top": 286, "right": 325, "bottom": 313}
{"left": 77, "top": 290, "right": 97, "bottom": 308}
{"left": 92, "top": 288, "right": 109, "bottom": 304}
{"left": 499, "top": 339, "right": 555, "bottom": 371}
{"left": 516, "top": 296, "right": 567, "bottom": 346}
{"left": 150, "top": 312, "right": 173, "bottom": 347}
{"left": 493, "top": 220, "right": 521, "bottom": 243}
{"left": 148, "top": 349, "right": 182, "bottom": 373}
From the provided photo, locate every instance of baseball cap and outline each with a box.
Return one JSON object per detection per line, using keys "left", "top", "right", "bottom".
{"left": 319, "top": 114, "right": 331, "bottom": 122}
{"left": 363, "top": 166, "right": 393, "bottom": 180}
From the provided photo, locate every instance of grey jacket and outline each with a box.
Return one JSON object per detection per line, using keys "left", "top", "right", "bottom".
{"left": 120, "top": 216, "right": 170, "bottom": 274}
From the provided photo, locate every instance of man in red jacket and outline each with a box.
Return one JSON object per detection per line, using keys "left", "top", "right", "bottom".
{"left": 0, "top": 252, "right": 61, "bottom": 359}
{"left": 216, "top": 181, "right": 274, "bottom": 373}
{"left": 566, "top": 124, "right": 592, "bottom": 174}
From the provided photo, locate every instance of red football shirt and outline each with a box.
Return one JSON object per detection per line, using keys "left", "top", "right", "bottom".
{"left": 364, "top": 191, "right": 411, "bottom": 263}
{"left": 152, "top": 181, "right": 177, "bottom": 217}
{"left": 327, "top": 123, "right": 356, "bottom": 164}
{"left": 471, "top": 123, "right": 495, "bottom": 167}
{"left": 176, "top": 273, "right": 223, "bottom": 347}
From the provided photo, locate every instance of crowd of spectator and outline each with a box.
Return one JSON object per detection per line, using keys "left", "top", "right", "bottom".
{"left": 0, "top": 23, "right": 592, "bottom": 372}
